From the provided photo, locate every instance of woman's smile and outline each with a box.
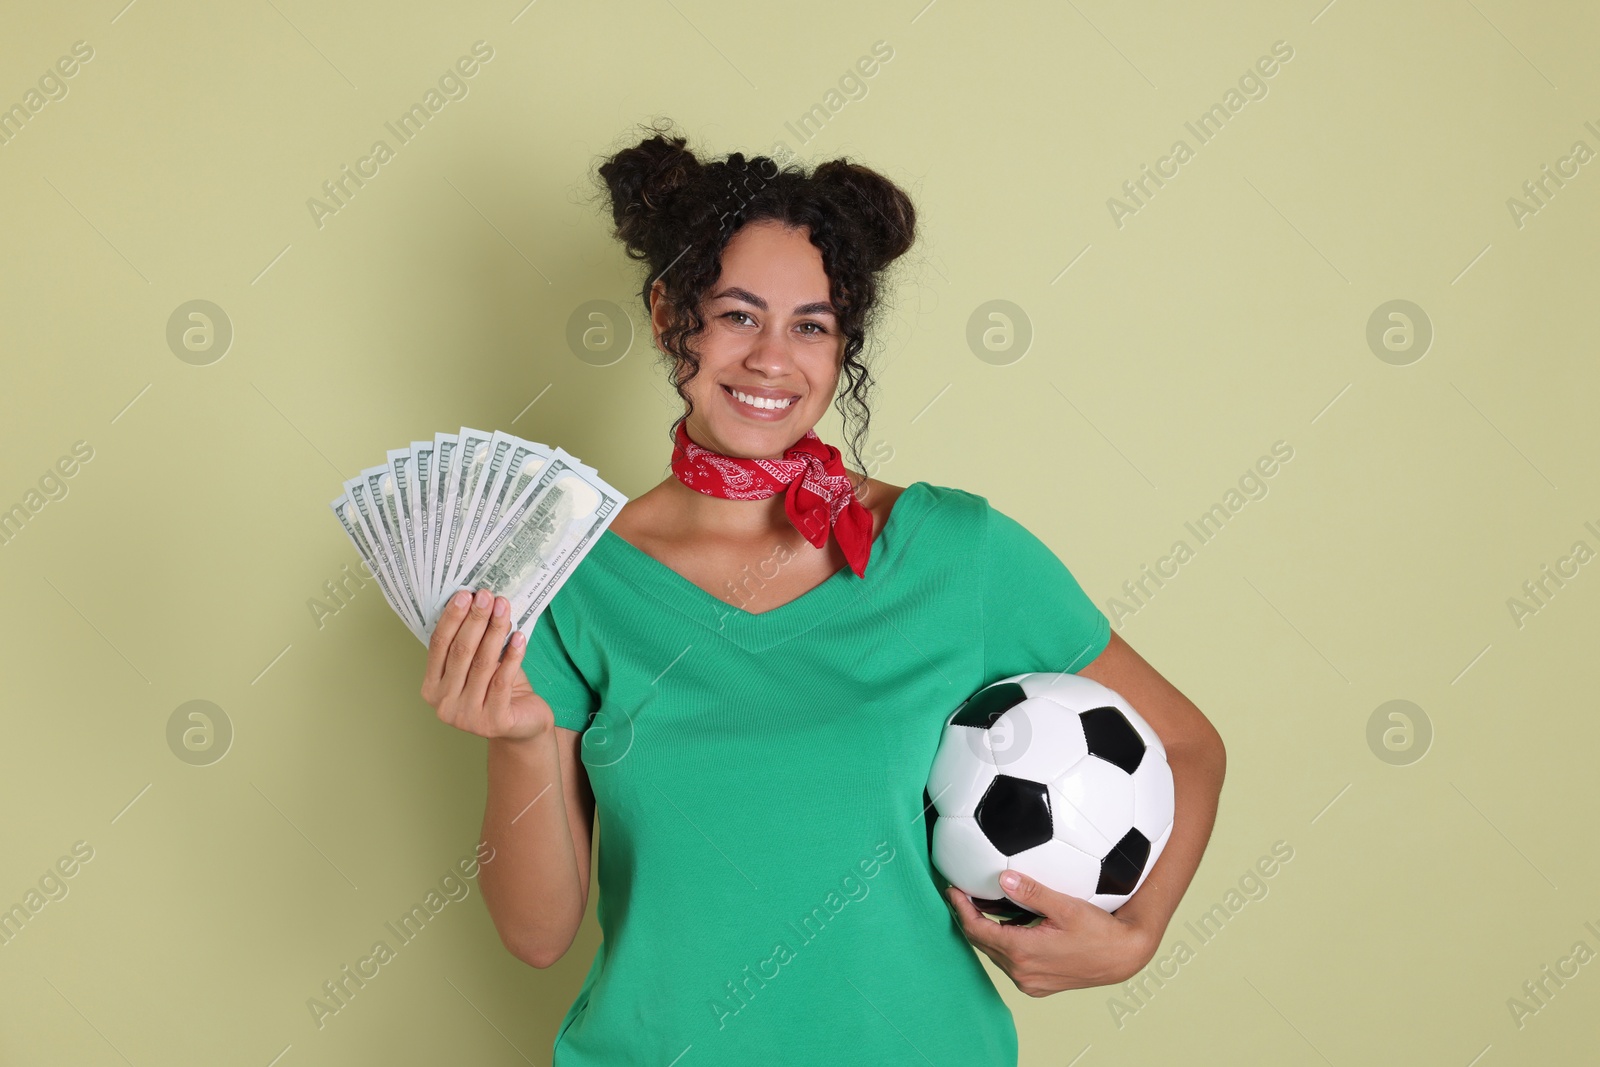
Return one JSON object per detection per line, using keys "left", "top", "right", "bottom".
{"left": 721, "top": 382, "right": 800, "bottom": 419}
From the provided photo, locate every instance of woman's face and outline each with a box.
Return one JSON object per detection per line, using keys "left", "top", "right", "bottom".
{"left": 651, "top": 219, "right": 844, "bottom": 461}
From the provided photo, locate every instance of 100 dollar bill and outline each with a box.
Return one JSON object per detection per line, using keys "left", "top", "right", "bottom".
{"left": 331, "top": 429, "right": 625, "bottom": 647}
{"left": 437, "top": 449, "right": 620, "bottom": 626}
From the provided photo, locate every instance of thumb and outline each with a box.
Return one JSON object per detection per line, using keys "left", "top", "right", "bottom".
{"left": 999, "top": 869, "right": 1080, "bottom": 922}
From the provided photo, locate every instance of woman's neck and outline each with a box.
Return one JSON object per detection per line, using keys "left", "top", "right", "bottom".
{"left": 655, "top": 474, "right": 804, "bottom": 541}
{"left": 643, "top": 467, "right": 867, "bottom": 542}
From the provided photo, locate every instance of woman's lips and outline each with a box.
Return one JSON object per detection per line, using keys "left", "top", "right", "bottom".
{"left": 722, "top": 384, "right": 798, "bottom": 419}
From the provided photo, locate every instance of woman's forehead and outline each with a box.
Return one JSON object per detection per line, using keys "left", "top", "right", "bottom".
{"left": 715, "top": 223, "right": 830, "bottom": 301}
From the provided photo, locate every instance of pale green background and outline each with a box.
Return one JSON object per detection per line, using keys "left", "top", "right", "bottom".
{"left": 1, "top": 0, "right": 1595, "bottom": 1064}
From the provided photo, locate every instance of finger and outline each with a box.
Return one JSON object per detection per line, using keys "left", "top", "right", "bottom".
{"left": 484, "top": 629, "right": 529, "bottom": 718}
{"left": 944, "top": 886, "right": 979, "bottom": 930}
{"left": 946, "top": 888, "right": 1013, "bottom": 953}
{"left": 947, "top": 889, "right": 1024, "bottom": 953}
{"left": 441, "top": 589, "right": 494, "bottom": 698}
{"left": 462, "top": 595, "right": 512, "bottom": 709}
{"left": 425, "top": 590, "right": 473, "bottom": 688}
{"left": 999, "top": 869, "right": 1081, "bottom": 926}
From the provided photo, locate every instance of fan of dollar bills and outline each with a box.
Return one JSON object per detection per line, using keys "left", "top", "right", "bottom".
{"left": 329, "top": 427, "right": 625, "bottom": 646}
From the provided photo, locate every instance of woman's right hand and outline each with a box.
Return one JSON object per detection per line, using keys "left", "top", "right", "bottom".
{"left": 422, "top": 588, "right": 553, "bottom": 741}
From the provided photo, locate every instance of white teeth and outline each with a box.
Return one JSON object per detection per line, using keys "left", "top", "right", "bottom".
{"left": 730, "top": 388, "right": 795, "bottom": 411}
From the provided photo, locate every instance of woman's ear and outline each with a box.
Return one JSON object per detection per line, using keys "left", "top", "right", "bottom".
{"left": 648, "top": 279, "right": 672, "bottom": 352}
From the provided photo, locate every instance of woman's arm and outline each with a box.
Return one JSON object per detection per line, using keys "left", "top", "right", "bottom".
{"left": 420, "top": 589, "right": 597, "bottom": 970}
{"left": 477, "top": 726, "right": 596, "bottom": 969}
{"left": 1077, "top": 630, "right": 1226, "bottom": 964}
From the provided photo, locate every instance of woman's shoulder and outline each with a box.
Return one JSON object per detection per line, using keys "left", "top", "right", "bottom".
{"left": 851, "top": 475, "right": 906, "bottom": 537}
{"left": 853, "top": 477, "right": 993, "bottom": 543}
{"left": 852, "top": 475, "right": 984, "bottom": 505}
{"left": 898, "top": 480, "right": 992, "bottom": 519}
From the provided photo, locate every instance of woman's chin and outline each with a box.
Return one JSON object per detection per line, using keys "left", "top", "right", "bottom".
{"left": 693, "top": 418, "right": 809, "bottom": 459}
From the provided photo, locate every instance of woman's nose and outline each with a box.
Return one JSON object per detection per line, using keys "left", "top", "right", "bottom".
{"left": 741, "top": 327, "right": 796, "bottom": 376}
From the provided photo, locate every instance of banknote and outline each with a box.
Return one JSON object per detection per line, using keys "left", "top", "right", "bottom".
{"left": 329, "top": 428, "right": 625, "bottom": 645}
{"left": 463, "top": 440, "right": 552, "bottom": 566}
{"left": 387, "top": 448, "right": 421, "bottom": 599}
{"left": 426, "top": 430, "right": 458, "bottom": 601}
{"left": 452, "top": 430, "right": 519, "bottom": 589}
{"left": 508, "top": 472, "right": 623, "bottom": 638}
{"left": 364, "top": 464, "right": 425, "bottom": 625}
{"left": 344, "top": 473, "right": 421, "bottom": 631}
{"left": 330, "top": 495, "right": 420, "bottom": 640}
{"left": 434, "top": 426, "right": 492, "bottom": 601}
{"left": 409, "top": 439, "right": 435, "bottom": 591}
{"left": 448, "top": 450, "right": 587, "bottom": 619}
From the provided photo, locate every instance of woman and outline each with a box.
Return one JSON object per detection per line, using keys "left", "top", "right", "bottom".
{"left": 421, "top": 123, "right": 1226, "bottom": 1065}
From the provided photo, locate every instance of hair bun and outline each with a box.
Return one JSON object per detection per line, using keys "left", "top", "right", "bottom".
{"left": 811, "top": 159, "right": 916, "bottom": 272}
{"left": 597, "top": 123, "right": 703, "bottom": 260}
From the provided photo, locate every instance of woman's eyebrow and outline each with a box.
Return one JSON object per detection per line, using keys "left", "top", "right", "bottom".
{"left": 709, "top": 286, "right": 836, "bottom": 317}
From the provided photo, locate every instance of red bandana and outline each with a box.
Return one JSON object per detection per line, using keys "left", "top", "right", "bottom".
{"left": 670, "top": 420, "right": 875, "bottom": 577}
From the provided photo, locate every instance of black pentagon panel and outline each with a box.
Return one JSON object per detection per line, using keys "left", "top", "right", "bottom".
{"left": 1096, "top": 828, "right": 1152, "bottom": 896}
{"left": 1080, "top": 706, "right": 1145, "bottom": 774}
{"left": 951, "top": 682, "right": 1029, "bottom": 729}
{"left": 974, "top": 774, "right": 1052, "bottom": 855}
{"left": 970, "top": 895, "right": 1034, "bottom": 923}
{"left": 922, "top": 787, "right": 937, "bottom": 857}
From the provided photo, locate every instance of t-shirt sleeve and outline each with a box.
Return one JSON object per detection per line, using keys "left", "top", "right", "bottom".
{"left": 981, "top": 498, "right": 1111, "bottom": 680}
{"left": 521, "top": 606, "right": 600, "bottom": 733}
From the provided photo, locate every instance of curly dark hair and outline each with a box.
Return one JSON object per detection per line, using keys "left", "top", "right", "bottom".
{"left": 593, "top": 119, "right": 917, "bottom": 484}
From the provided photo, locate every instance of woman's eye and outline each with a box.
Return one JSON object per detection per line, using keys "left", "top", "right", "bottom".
{"left": 721, "top": 311, "right": 826, "bottom": 335}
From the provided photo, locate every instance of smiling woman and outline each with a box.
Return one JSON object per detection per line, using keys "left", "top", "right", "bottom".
{"left": 416, "top": 119, "right": 1225, "bottom": 1067}
{"left": 599, "top": 119, "right": 914, "bottom": 485}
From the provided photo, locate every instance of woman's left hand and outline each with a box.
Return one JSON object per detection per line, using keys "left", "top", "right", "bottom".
{"left": 944, "top": 871, "right": 1159, "bottom": 997}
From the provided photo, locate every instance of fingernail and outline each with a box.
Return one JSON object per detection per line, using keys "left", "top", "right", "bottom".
{"left": 1000, "top": 871, "right": 1019, "bottom": 890}
{"left": 493, "top": 597, "right": 507, "bottom": 617}
{"left": 474, "top": 589, "right": 490, "bottom": 607}
{"left": 452, "top": 591, "right": 470, "bottom": 609}
{"left": 511, "top": 631, "right": 526, "bottom": 647}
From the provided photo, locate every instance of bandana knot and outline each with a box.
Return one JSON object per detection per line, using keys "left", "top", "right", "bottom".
{"left": 669, "top": 420, "right": 874, "bottom": 577}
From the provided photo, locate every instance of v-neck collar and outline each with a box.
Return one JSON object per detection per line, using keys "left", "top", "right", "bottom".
{"left": 591, "top": 481, "right": 937, "bottom": 652}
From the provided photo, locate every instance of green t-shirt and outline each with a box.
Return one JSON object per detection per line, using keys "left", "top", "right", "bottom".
{"left": 522, "top": 481, "right": 1110, "bottom": 1066}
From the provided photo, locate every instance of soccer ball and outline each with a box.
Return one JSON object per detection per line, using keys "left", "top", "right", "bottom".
{"left": 924, "top": 672, "right": 1174, "bottom": 921}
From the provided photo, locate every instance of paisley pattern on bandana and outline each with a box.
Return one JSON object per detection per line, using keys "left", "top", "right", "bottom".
{"left": 670, "top": 420, "right": 875, "bottom": 577}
